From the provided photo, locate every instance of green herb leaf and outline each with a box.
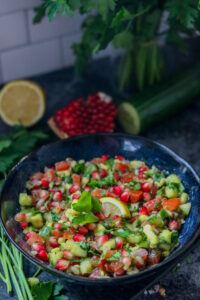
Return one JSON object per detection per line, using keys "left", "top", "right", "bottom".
{"left": 0, "top": 139, "right": 11, "bottom": 152}
{"left": 129, "top": 182, "right": 141, "bottom": 190}
{"left": 105, "top": 158, "right": 114, "bottom": 167}
{"left": 54, "top": 296, "right": 69, "bottom": 300}
{"left": 39, "top": 226, "right": 51, "bottom": 238}
{"left": 63, "top": 176, "right": 72, "bottom": 184}
{"left": 88, "top": 173, "right": 116, "bottom": 188}
{"left": 72, "top": 191, "right": 93, "bottom": 212}
{"left": 113, "top": 229, "right": 130, "bottom": 237}
{"left": 53, "top": 283, "right": 64, "bottom": 296}
{"left": 32, "top": 281, "right": 53, "bottom": 300}
{"left": 92, "top": 197, "right": 101, "bottom": 213}
{"left": 72, "top": 212, "right": 99, "bottom": 224}
{"left": 79, "top": 241, "right": 88, "bottom": 250}
{"left": 51, "top": 212, "right": 61, "bottom": 222}
{"left": 73, "top": 163, "right": 86, "bottom": 174}
{"left": 83, "top": 164, "right": 97, "bottom": 177}
{"left": 107, "top": 251, "right": 122, "bottom": 261}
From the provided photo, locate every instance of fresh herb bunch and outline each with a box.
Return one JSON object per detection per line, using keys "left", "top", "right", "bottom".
{"left": 34, "top": 0, "right": 200, "bottom": 90}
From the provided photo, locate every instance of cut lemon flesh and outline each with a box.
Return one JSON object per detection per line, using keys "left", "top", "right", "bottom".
{"left": 100, "top": 197, "right": 131, "bottom": 218}
{"left": 0, "top": 80, "right": 45, "bottom": 127}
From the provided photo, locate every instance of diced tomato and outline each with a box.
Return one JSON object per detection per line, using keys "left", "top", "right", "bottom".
{"left": 63, "top": 231, "right": 73, "bottom": 240}
{"left": 115, "top": 163, "right": 130, "bottom": 173}
{"left": 101, "top": 155, "right": 110, "bottom": 161}
{"left": 55, "top": 161, "right": 70, "bottom": 171}
{"left": 51, "top": 229, "right": 62, "bottom": 238}
{"left": 113, "top": 172, "right": 121, "bottom": 181}
{"left": 72, "top": 174, "right": 81, "bottom": 186}
{"left": 91, "top": 188, "right": 104, "bottom": 200}
{"left": 144, "top": 199, "right": 161, "bottom": 212}
{"left": 92, "top": 158, "right": 104, "bottom": 165}
{"left": 27, "top": 232, "right": 44, "bottom": 246}
{"left": 44, "top": 168, "right": 57, "bottom": 181}
{"left": 121, "top": 172, "right": 135, "bottom": 183}
{"left": 162, "top": 198, "right": 181, "bottom": 211}
{"left": 115, "top": 155, "right": 124, "bottom": 161}
{"left": 108, "top": 261, "right": 124, "bottom": 273}
{"left": 129, "top": 190, "right": 143, "bottom": 203}
{"left": 114, "top": 268, "right": 125, "bottom": 277}
{"left": 148, "top": 250, "right": 161, "bottom": 265}
{"left": 30, "top": 172, "right": 43, "bottom": 180}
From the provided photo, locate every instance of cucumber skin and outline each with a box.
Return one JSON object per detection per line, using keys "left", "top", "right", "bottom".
{"left": 120, "top": 64, "right": 200, "bottom": 133}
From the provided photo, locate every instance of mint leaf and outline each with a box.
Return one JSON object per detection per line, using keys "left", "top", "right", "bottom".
{"left": 107, "top": 251, "right": 122, "bottom": 261}
{"left": 0, "top": 139, "right": 11, "bottom": 152}
{"left": 105, "top": 158, "right": 114, "bottom": 167}
{"left": 53, "top": 283, "right": 64, "bottom": 296}
{"left": 73, "top": 163, "right": 85, "bottom": 174}
{"left": 92, "top": 197, "right": 101, "bottom": 213}
{"left": 72, "top": 212, "right": 99, "bottom": 224}
{"left": 51, "top": 212, "right": 61, "bottom": 222}
{"left": 79, "top": 241, "right": 88, "bottom": 250}
{"left": 72, "top": 191, "right": 93, "bottom": 212}
{"left": 113, "top": 229, "right": 130, "bottom": 237}
{"left": 39, "top": 226, "right": 51, "bottom": 238}
{"left": 32, "top": 281, "right": 53, "bottom": 300}
{"left": 83, "top": 164, "right": 97, "bottom": 177}
{"left": 129, "top": 182, "right": 141, "bottom": 190}
{"left": 88, "top": 173, "right": 116, "bottom": 188}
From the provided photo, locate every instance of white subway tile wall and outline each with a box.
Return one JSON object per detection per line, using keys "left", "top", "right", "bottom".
{"left": 0, "top": 3, "right": 114, "bottom": 84}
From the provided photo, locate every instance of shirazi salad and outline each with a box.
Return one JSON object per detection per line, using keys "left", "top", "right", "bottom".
{"left": 14, "top": 155, "right": 191, "bottom": 278}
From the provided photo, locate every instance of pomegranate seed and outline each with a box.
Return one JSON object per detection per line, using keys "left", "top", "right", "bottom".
{"left": 101, "top": 155, "right": 109, "bottom": 161}
{"left": 100, "top": 169, "right": 108, "bottom": 178}
{"left": 53, "top": 191, "right": 63, "bottom": 201}
{"left": 95, "top": 212, "right": 105, "bottom": 220}
{"left": 143, "top": 192, "right": 151, "bottom": 202}
{"left": 86, "top": 223, "right": 96, "bottom": 230}
{"left": 141, "top": 182, "right": 152, "bottom": 192}
{"left": 41, "top": 178, "right": 49, "bottom": 188}
{"left": 38, "top": 250, "right": 49, "bottom": 261}
{"left": 78, "top": 226, "right": 88, "bottom": 235}
{"left": 84, "top": 186, "right": 90, "bottom": 191}
{"left": 113, "top": 185, "right": 123, "bottom": 196}
{"left": 116, "top": 237, "right": 123, "bottom": 249}
{"left": 73, "top": 234, "right": 86, "bottom": 242}
{"left": 113, "top": 216, "right": 122, "bottom": 227}
{"left": 97, "top": 235, "right": 109, "bottom": 247}
{"left": 25, "top": 232, "right": 32, "bottom": 240}
{"left": 69, "top": 185, "right": 79, "bottom": 194}
{"left": 32, "top": 243, "right": 45, "bottom": 253}
{"left": 139, "top": 206, "right": 149, "bottom": 215}
{"left": 49, "top": 236, "right": 59, "bottom": 248}
{"left": 63, "top": 250, "right": 73, "bottom": 259}
{"left": 19, "top": 221, "right": 28, "bottom": 229}
{"left": 138, "top": 173, "right": 147, "bottom": 180}
{"left": 169, "top": 220, "right": 179, "bottom": 231}
{"left": 15, "top": 212, "right": 26, "bottom": 222}
{"left": 120, "top": 191, "right": 129, "bottom": 202}
{"left": 139, "top": 166, "right": 148, "bottom": 173}
{"left": 54, "top": 223, "right": 62, "bottom": 230}
{"left": 72, "top": 194, "right": 81, "bottom": 200}
{"left": 115, "top": 155, "right": 124, "bottom": 160}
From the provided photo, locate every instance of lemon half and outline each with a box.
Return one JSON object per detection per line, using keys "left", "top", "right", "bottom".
{"left": 0, "top": 80, "right": 45, "bottom": 127}
{"left": 100, "top": 197, "right": 131, "bottom": 218}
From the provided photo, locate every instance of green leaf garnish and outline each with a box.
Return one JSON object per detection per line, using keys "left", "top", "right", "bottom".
{"left": 129, "top": 182, "right": 141, "bottom": 190}
{"left": 72, "top": 212, "right": 99, "bottom": 224}
{"left": 113, "top": 229, "right": 131, "bottom": 237}
{"left": 73, "top": 163, "right": 86, "bottom": 174}
{"left": 51, "top": 212, "right": 61, "bottom": 222}
{"left": 92, "top": 197, "right": 102, "bottom": 213}
{"left": 72, "top": 191, "right": 93, "bottom": 212}
{"left": 88, "top": 172, "right": 116, "bottom": 188}
{"left": 31, "top": 281, "right": 53, "bottom": 300}
{"left": 107, "top": 251, "right": 122, "bottom": 261}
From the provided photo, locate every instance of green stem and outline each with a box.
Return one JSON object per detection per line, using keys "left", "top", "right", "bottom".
{"left": 33, "top": 267, "right": 42, "bottom": 278}
{"left": 1, "top": 244, "right": 12, "bottom": 293}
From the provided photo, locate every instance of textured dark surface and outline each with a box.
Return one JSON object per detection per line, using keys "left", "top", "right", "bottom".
{"left": 0, "top": 44, "right": 200, "bottom": 299}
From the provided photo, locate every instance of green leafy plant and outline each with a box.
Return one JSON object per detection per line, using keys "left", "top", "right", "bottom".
{"left": 34, "top": 0, "right": 200, "bottom": 90}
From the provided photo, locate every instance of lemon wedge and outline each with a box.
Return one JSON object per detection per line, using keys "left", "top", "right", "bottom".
{"left": 0, "top": 80, "right": 45, "bottom": 127}
{"left": 100, "top": 197, "right": 131, "bottom": 218}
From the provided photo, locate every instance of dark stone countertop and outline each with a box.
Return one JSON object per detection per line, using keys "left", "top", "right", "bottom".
{"left": 0, "top": 50, "right": 200, "bottom": 300}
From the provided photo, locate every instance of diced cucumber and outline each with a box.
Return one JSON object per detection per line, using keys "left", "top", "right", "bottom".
{"left": 49, "top": 251, "right": 63, "bottom": 266}
{"left": 167, "top": 174, "right": 181, "bottom": 184}
{"left": 165, "top": 186, "right": 179, "bottom": 198}
{"left": 143, "top": 224, "right": 159, "bottom": 248}
{"left": 71, "top": 243, "right": 87, "bottom": 257}
{"left": 44, "top": 212, "right": 52, "bottom": 222}
{"left": 155, "top": 178, "right": 166, "bottom": 187}
{"left": 94, "top": 224, "right": 106, "bottom": 236}
{"left": 148, "top": 214, "right": 164, "bottom": 227}
{"left": 19, "top": 193, "right": 32, "bottom": 206}
{"left": 127, "top": 234, "right": 142, "bottom": 244}
{"left": 163, "top": 250, "right": 170, "bottom": 257}
{"left": 138, "top": 214, "right": 148, "bottom": 223}
{"left": 138, "top": 240, "right": 149, "bottom": 248}
{"left": 159, "top": 243, "right": 171, "bottom": 251}
{"left": 159, "top": 229, "right": 172, "bottom": 244}
{"left": 100, "top": 239, "right": 116, "bottom": 251}
{"left": 63, "top": 239, "right": 75, "bottom": 250}
{"left": 57, "top": 170, "right": 70, "bottom": 177}
{"left": 180, "top": 193, "right": 189, "bottom": 204}
{"left": 70, "top": 265, "right": 80, "bottom": 275}
{"left": 80, "top": 259, "right": 92, "bottom": 274}
{"left": 30, "top": 214, "right": 43, "bottom": 228}
{"left": 179, "top": 203, "right": 191, "bottom": 216}
{"left": 130, "top": 161, "right": 145, "bottom": 169}
{"left": 159, "top": 208, "right": 169, "bottom": 220}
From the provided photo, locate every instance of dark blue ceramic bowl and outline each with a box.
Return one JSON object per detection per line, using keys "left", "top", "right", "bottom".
{"left": 1, "top": 133, "right": 200, "bottom": 299}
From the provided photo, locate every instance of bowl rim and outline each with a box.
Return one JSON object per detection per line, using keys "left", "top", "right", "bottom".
{"left": 0, "top": 132, "right": 200, "bottom": 285}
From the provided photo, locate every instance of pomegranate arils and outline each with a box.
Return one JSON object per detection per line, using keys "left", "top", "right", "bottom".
{"left": 53, "top": 92, "right": 117, "bottom": 137}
